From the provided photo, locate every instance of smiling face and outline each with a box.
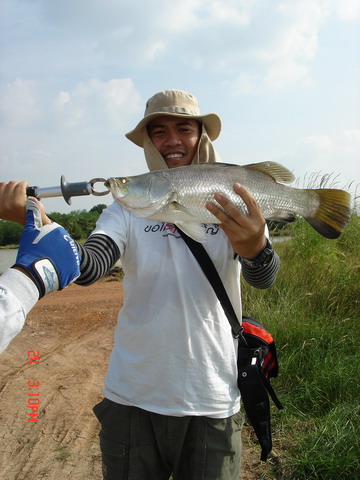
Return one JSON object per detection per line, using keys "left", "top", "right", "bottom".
{"left": 147, "top": 116, "right": 201, "bottom": 168}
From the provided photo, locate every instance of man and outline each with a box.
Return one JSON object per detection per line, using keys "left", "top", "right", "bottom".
{"left": 0, "top": 89, "right": 279, "bottom": 479}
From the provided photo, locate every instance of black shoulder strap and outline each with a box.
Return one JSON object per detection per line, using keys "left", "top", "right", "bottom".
{"left": 178, "top": 229, "right": 282, "bottom": 462}
{"left": 178, "top": 228, "right": 245, "bottom": 341}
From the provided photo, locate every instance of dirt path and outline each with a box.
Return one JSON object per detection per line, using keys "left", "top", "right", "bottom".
{"left": 0, "top": 279, "right": 271, "bottom": 480}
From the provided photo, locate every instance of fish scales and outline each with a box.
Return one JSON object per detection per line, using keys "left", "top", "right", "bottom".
{"left": 165, "top": 164, "right": 319, "bottom": 221}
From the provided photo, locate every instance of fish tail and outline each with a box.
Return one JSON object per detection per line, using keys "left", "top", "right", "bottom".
{"left": 305, "top": 189, "right": 351, "bottom": 239}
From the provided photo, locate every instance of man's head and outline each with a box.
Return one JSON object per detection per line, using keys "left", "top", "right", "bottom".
{"left": 146, "top": 116, "right": 201, "bottom": 168}
{"left": 126, "top": 90, "right": 222, "bottom": 170}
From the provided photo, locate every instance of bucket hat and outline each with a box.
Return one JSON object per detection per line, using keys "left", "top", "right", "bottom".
{"left": 126, "top": 89, "right": 222, "bottom": 147}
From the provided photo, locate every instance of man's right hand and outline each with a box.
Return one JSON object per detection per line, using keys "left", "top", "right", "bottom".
{"left": 0, "top": 181, "right": 28, "bottom": 225}
{"left": 0, "top": 181, "right": 51, "bottom": 226}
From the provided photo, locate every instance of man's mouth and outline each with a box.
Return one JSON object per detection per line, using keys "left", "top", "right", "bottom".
{"left": 164, "top": 153, "right": 184, "bottom": 160}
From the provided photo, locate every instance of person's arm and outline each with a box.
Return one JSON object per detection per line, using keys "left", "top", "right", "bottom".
{"left": 0, "top": 199, "right": 80, "bottom": 353}
{"left": 0, "top": 181, "right": 28, "bottom": 225}
{"left": 240, "top": 248, "right": 280, "bottom": 289}
{"left": 0, "top": 181, "right": 120, "bottom": 286}
{"left": 0, "top": 181, "right": 52, "bottom": 226}
{"left": 75, "top": 234, "right": 120, "bottom": 286}
{"left": 0, "top": 269, "right": 39, "bottom": 353}
{"left": 206, "top": 183, "right": 280, "bottom": 289}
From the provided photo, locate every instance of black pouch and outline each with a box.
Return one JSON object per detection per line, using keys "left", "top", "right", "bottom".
{"left": 237, "top": 319, "right": 283, "bottom": 462}
{"left": 237, "top": 346, "right": 273, "bottom": 461}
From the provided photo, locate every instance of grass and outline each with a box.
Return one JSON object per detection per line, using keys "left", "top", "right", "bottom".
{"left": 54, "top": 445, "right": 71, "bottom": 462}
{"left": 241, "top": 213, "right": 360, "bottom": 480}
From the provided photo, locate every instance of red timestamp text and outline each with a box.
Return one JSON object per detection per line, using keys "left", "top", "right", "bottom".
{"left": 27, "top": 350, "right": 41, "bottom": 422}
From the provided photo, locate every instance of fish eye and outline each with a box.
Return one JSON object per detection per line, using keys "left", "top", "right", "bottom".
{"left": 120, "top": 178, "right": 127, "bottom": 184}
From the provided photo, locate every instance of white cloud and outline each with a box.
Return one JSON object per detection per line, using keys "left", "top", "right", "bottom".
{"left": 218, "top": 0, "right": 358, "bottom": 92}
{"left": 204, "top": 0, "right": 254, "bottom": 26}
{"left": 6, "top": 0, "right": 357, "bottom": 92}
{"left": 245, "top": 1, "right": 329, "bottom": 90}
{"left": 0, "top": 77, "right": 141, "bottom": 133}
{"left": 264, "top": 61, "right": 313, "bottom": 89}
{"left": 53, "top": 79, "right": 140, "bottom": 129}
{"left": 287, "top": 130, "right": 360, "bottom": 189}
{"left": 331, "top": 0, "right": 360, "bottom": 21}
{"left": 343, "top": 129, "right": 360, "bottom": 148}
{"left": 300, "top": 130, "right": 360, "bottom": 157}
{"left": 54, "top": 78, "right": 141, "bottom": 131}
{"left": 0, "top": 78, "right": 38, "bottom": 127}
{"left": 300, "top": 134, "right": 333, "bottom": 150}
{"left": 152, "top": 0, "right": 202, "bottom": 31}
{"left": 231, "top": 73, "right": 259, "bottom": 94}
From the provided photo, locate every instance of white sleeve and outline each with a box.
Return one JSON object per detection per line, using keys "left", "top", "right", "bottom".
{"left": 92, "top": 201, "right": 129, "bottom": 255}
{"left": 0, "top": 268, "right": 39, "bottom": 354}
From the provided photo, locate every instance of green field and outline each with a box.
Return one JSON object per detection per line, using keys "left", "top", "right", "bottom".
{"left": 241, "top": 214, "right": 360, "bottom": 479}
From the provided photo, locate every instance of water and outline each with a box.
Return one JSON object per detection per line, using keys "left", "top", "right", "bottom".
{"left": 0, "top": 249, "right": 18, "bottom": 273}
{"left": 271, "top": 235, "right": 291, "bottom": 243}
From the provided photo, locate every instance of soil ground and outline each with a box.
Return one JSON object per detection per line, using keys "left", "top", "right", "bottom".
{"left": 0, "top": 278, "right": 273, "bottom": 480}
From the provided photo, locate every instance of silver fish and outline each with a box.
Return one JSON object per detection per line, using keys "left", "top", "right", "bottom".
{"left": 105, "top": 162, "right": 351, "bottom": 242}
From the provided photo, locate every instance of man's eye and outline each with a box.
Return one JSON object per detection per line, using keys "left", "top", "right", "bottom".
{"left": 151, "top": 129, "right": 164, "bottom": 136}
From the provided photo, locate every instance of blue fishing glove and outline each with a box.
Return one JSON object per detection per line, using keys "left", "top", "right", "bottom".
{"left": 13, "top": 199, "right": 81, "bottom": 298}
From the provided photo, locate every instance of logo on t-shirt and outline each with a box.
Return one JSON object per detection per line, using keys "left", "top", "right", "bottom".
{"left": 143, "top": 223, "right": 220, "bottom": 238}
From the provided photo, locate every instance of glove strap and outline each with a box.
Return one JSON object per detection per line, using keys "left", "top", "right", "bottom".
{"left": 14, "top": 258, "right": 60, "bottom": 298}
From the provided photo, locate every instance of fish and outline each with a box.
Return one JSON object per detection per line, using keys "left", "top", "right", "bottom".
{"left": 105, "top": 162, "right": 351, "bottom": 243}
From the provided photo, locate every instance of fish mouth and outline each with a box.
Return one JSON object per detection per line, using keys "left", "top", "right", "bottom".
{"left": 105, "top": 178, "right": 128, "bottom": 198}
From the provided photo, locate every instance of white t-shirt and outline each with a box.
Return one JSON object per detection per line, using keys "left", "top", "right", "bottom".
{"left": 94, "top": 202, "right": 242, "bottom": 418}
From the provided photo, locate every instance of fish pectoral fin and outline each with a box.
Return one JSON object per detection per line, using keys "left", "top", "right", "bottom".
{"left": 243, "top": 161, "right": 295, "bottom": 184}
{"left": 165, "top": 202, "right": 207, "bottom": 242}
{"left": 175, "top": 222, "right": 206, "bottom": 243}
{"left": 128, "top": 192, "right": 173, "bottom": 218}
{"left": 168, "top": 200, "right": 203, "bottom": 219}
{"left": 168, "top": 200, "right": 194, "bottom": 214}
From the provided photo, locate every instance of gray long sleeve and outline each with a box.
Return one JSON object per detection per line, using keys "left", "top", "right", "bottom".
{"left": 240, "top": 251, "right": 280, "bottom": 289}
{"left": 76, "top": 233, "right": 280, "bottom": 289}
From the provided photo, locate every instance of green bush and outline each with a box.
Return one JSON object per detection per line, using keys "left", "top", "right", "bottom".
{"left": 0, "top": 220, "right": 23, "bottom": 246}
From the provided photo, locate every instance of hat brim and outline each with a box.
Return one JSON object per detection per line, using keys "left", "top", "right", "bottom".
{"left": 125, "top": 112, "right": 221, "bottom": 147}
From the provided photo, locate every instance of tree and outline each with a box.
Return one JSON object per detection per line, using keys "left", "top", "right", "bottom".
{"left": 0, "top": 221, "right": 23, "bottom": 246}
{"left": 90, "top": 204, "right": 107, "bottom": 214}
{"left": 0, "top": 205, "right": 106, "bottom": 246}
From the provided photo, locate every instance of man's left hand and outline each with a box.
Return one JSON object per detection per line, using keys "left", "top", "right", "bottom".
{"left": 206, "top": 183, "right": 266, "bottom": 258}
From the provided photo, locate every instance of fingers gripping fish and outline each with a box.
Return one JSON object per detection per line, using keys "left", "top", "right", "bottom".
{"left": 105, "top": 162, "right": 351, "bottom": 243}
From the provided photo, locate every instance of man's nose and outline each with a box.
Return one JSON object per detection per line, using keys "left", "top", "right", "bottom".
{"left": 165, "top": 130, "right": 181, "bottom": 146}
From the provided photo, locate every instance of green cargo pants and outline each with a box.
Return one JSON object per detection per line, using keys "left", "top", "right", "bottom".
{"left": 93, "top": 398, "right": 244, "bottom": 480}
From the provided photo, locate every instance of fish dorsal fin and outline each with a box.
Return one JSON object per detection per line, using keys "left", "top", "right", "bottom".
{"left": 243, "top": 161, "right": 295, "bottom": 184}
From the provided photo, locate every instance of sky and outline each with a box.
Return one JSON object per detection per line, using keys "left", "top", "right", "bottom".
{"left": 1, "top": 0, "right": 359, "bottom": 213}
